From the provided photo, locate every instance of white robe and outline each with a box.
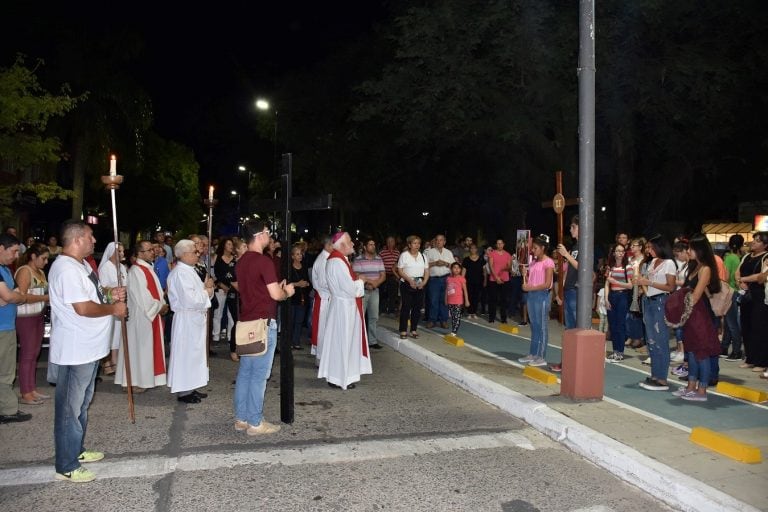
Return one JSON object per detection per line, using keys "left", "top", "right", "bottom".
{"left": 310, "top": 249, "right": 331, "bottom": 358}
{"left": 166, "top": 262, "right": 210, "bottom": 393}
{"left": 318, "top": 252, "right": 372, "bottom": 389}
{"left": 116, "top": 259, "right": 166, "bottom": 389}
{"left": 98, "top": 249, "right": 127, "bottom": 351}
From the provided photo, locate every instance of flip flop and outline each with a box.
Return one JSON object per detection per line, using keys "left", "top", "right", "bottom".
{"left": 19, "top": 397, "right": 43, "bottom": 405}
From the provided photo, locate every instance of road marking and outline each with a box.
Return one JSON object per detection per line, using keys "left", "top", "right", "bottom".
{"left": 0, "top": 431, "right": 534, "bottom": 487}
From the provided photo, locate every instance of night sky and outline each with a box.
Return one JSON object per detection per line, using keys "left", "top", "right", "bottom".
{"left": 3, "top": 1, "right": 389, "bottom": 193}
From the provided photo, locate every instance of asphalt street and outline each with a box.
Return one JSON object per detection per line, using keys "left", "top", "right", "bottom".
{"left": 0, "top": 343, "right": 673, "bottom": 512}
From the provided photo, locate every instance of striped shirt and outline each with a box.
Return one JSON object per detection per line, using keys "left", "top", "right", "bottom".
{"left": 352, "top": 255, "right": 385, "bottom": 279}
{"left": 379, "top": 248, "right": 400, "bottom": 274}
{"left": 608, "top": 265, "right": 633, "bottom": 291}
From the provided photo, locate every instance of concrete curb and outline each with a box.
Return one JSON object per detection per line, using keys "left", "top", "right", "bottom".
{"left": 379, "top": 328, "right": 760, "bottom": 512}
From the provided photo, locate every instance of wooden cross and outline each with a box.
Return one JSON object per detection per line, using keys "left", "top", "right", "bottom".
{"left": 541, "top": 170, "right": 579, "bottom": 323}
{"left": 250, "top": 154, "right": 332, "bottom": 424}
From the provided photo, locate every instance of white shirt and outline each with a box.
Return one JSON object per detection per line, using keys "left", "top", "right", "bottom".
{"left": 424, "top": 247, "right": 455, "bottom": 278}
{"left": 645, "top": 258, "right": 677, "bottom": 297}
{"left": 48, "top": 255, "right": 112, "bottom": 365}
{"left": 397, "top": 251, "right": 427, "bottom": 281}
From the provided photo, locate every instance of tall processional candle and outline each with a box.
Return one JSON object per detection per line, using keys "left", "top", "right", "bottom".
{"left": 110, "top": 155, "right": 117, "bottom": 176}
{"left": 209, "top": 185, "right": 214, "bottom": 201}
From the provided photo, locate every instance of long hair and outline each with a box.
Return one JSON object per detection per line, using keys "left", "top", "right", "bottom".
{"left": 23, "top": 243, "right": 50, "bottom": 264}
{"left": 647, "top": 234, "right": 672, "bottom": 261}
{"left": 687, "top": 234, "right": 721, "bottom": 295}
{"left": 607, "top": 243, "right": 628, "bottom": 268}
{"left": 216, "top": 237, "right": 233, "bottom": 258}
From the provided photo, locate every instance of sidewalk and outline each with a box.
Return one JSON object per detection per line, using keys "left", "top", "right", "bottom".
{"left": 375, "top": 315, "right": 767, "bottom": 512}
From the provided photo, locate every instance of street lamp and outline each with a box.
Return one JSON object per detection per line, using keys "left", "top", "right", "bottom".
{"left": 231, "top": 189, "right": 240, "bottom": 220}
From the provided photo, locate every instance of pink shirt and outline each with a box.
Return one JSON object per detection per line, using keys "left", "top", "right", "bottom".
{"left": 528, "top": 258, "right": 555, "bottom": 288}
{"left": 488, "top": 250, "right": 512, "bottom": 282}
{"left": 446, "top": 275, "right": 466, "bottom": 305}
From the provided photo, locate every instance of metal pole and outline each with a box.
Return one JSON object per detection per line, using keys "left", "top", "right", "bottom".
{"left": 577, "top": 0, "right": 596, "bottom": 329}
{"left": 204, "top": 196, "right": 216, "bottom": 365}
{"left": 280, "top": 153, "right": 294, "bottom": 424}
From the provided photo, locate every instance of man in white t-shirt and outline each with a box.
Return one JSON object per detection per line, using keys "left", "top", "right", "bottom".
{"left": 424, "top": 234, "right": 456, "bottom": 329}
{"left": 49, "top": 220, "right": 127, "bottom": 484}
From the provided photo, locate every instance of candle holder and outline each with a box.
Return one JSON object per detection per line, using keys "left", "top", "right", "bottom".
{"left": 203, "top": 198, "right": 218, "bottom": 208}
{"left": 101, "top": 175, "right": 124, "bottom": 190}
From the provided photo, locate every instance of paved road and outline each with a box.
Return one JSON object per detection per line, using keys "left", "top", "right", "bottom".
{"left": 0, "top": 346, "right": 672, "bottom": 512}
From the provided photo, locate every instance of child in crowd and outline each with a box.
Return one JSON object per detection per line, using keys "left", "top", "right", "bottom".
{"left": 445, "top": 262, "right": 469, "bottom": 336}
{"left": 595, "top": 287, "right": 608, "bottom": 333}
{"left": 519, "top": 235, "right": 555, "bottom": 367}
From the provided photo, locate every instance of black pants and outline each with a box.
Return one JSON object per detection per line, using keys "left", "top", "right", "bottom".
{"left": 399, "top": 282, "right": 424, "bottom": 333}
{"left": 380, "top": 274, "right": 400, "bottom": 314}
{"left": 487, "top": 280, "right": 509, "bottom": 322}
{"left": 466, "top": 281, "right": 483, "bottom": 314}
{"left": 226, "top": 295, "right": 240, "bottom": 354}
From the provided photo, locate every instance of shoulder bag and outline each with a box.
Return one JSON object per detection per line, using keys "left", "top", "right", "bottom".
{"left": 235, "top": 318, "right": 269, "bottom": 356}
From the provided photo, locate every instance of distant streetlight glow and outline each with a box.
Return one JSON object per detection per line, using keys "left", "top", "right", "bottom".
{"left": 238, "top": 165, "right": 246, "bottom": 171}
{"left": 601, "top": 206, "right": 606, "bottom": 212}
{"left": 231, "top": 190, "right": 238, "bottom": 196}
{"left": 255, "top": 99, "right": 270, "bottom": 111}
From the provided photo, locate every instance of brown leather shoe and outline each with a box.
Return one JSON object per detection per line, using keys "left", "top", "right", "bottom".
{"left": 440, "top": 322, "right": 448, "bottom": 329}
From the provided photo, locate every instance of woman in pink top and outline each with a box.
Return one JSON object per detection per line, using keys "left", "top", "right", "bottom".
{"left": 445, "top": 262, "right": 469, "bottom": 336}
{"left": 519, "top": 235, "right": 555, "bottom": 367}
{"left": 487, "top": 238, "right": 512, "bottom": 323}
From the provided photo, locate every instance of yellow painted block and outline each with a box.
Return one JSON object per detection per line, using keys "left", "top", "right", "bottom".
{"left": 443, "top": 334, "right": 464, "bottom": 347}
{"left": 522, "top": 366, "right": 558, "bottom": 385}
{"left": 689, "top": 427, "right": 762, "bottom": 464}
{"left": 715, "top": 381, "right": 768, "bottom": 403}
{"left": 499, "top": 324, "right": 519, "bottom": 334}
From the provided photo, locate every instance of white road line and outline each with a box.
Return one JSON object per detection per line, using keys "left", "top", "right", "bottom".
{"left": 0, "top": 431, "right": 534, "bottom": 487}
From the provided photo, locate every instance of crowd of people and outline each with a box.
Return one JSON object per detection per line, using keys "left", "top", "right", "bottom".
{"left": 0, "top": 219, "right": 766, "bottom": 483}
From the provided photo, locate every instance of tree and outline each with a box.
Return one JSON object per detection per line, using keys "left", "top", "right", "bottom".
{"left": 0, "top": 56, "right": 79, "bottom": 223}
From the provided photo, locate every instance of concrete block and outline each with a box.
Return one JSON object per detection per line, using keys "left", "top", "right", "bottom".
{"left": 443, "top": 334, "right": 464, "bottom": 347}
{"left": 523, "top": 366, "right": 558, "bottom": 385}
{"left": 689, "top": 427, "right": 762, "bottom": 464}
{"left": 561, "top": 328, "right": 606, "bottom": 400}
{"left": 715, "top": 381, "right": 768, "bottom": 403}
{"left": 499, "top": 324, "right": 519, "bottom": 334}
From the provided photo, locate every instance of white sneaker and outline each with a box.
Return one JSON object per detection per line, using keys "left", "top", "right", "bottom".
{"left": 671, "top": 351, "right": 684, "bottom": 363}
{"left": 641, "top": 357, "right": 651, "bottom": 366}
{"left": 528, "top": 357, "right": 548, "bottom": 367}
{"left": 518, "top": 355, "right": 535, "bottom": 363}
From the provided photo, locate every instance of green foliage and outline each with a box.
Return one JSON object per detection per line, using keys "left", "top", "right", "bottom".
{"left": 0, "top": 56, "right": 80, "bottom": 167}
{"left": 0, "top": 182, "right": 72, "bottom": 224}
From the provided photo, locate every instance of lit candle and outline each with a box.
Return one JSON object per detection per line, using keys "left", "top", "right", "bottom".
{"left": 208, "top": 185, "right": 214, "bottom": 201}
{"left": 110, "top": 155, "right": 117, "bottom": 177}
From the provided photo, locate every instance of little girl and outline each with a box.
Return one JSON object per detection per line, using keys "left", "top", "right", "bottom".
{"left": 519, "top": 235, "right": 555, "bottom": 367}
{"left": 445, "top": 262, "right": 469, "bottom": 336}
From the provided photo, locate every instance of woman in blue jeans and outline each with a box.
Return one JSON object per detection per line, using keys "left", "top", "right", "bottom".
{"left": 519, "top": 235, "right": 555, "bottom": 367}
{"left": 634, "top": 235, "right": 677, "bottom": 391}
{"left": 605, "top": 244, "right": 633, "bottom": 362}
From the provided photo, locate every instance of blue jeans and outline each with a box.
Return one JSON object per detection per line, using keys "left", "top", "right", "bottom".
{"left": 363, "top": 289, "right": 379, "bottom": 343}
{"left": 563, "top": 288, "right": 578, "bottom": 329}
{"left": 687, "top": 352, "right": 711, "bottom": 389}
{"left": 54, "top": 360, "right": 99, "bottom": 473}
{"left": 426, "top": 276, "right": 448, "bottom": 323}
{"left": 626, "top": 310, "right": 644, "bottom": 340}
{"left": 720, "top": 292, "right": 742, "bottom": 355}
{"left": 642, "top": 295, "right": 670, "bottom": 381}
{"left": 234, "top": 320, "right": 278, "bottom": 426}
{"left": 607, "top": 291, "right": 629, "bottom": 353}
{"left": 527, "top": 290, "right": 551, "bottom": 359}
{"left": 291, "top": 304, "right": 306, "bottom": 347}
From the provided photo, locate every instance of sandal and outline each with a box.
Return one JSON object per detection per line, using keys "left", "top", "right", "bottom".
{"left": 399, "top": 333, "right": 407, "bottom": 339}
{"left": 410, "top": 332, "right": 419, "bottom": 339}
{"left": 102, "top": 361, "right": 116, "bottom": 375}
{"left": 20, "top": 396, "right": 43, "bottom": 405}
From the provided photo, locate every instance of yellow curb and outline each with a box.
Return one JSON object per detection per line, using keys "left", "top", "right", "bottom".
{"left": 443, "top": 334, "right": 464, "bottom": 347}
{"left": 715, "top": 381, "right": 768, "bottom": 403}
{"left": 522, "top": 366, "right": 558, "bottom": 385}
{"left": 499, "top": 324, "right": 519, "bottom": 334}
{"left": 689, "top": 427, "right": 762, "bottom": 464}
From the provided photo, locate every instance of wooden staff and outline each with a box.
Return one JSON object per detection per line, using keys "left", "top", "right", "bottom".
{"left": 101, "top": 156, "right": 135, "bottom": 423}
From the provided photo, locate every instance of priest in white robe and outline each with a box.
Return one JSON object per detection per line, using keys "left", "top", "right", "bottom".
{"left": 167, "top": 239, "right": 214, "bottom": 403}
{"left": 318, "top": 232, "right": 372, "bottom": 389}
{"left": 116, "top": 241, "right": 168, "bottom": 391}
{"left": 310, "top": 236, "right": 333, "bottom": 360}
